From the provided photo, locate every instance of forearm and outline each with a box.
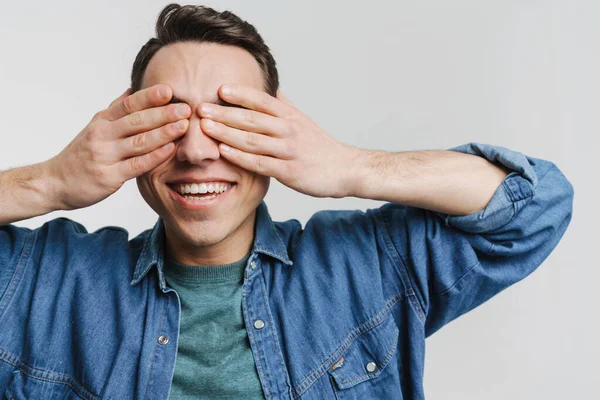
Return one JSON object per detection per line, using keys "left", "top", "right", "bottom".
{"left": 347, "top": 148, "right": 511, "bottom": 215}
{"left": 0, "top": 160, "right": 63, "bottom": 225}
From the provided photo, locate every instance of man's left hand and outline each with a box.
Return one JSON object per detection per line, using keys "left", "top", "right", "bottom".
{"left": 197, "top": 84, "right": 359, "bottom": 198}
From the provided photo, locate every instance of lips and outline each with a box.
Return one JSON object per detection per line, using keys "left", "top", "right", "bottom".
{"left": 166, "top": 180, "right": 236, "bottom": 210}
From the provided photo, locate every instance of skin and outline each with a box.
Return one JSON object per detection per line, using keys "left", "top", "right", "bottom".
{"left": 0, "top": 42, "right": 508, "bottom": 259}
{"left": 136, "top": 42, "right": 271, "bottom": 266}
{"left": 135, "top": 41, "right": 509, "bottom": 268}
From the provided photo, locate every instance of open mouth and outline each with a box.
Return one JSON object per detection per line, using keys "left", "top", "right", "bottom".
{"left": 166, "top": 182, "right": 237, "bottom": 207}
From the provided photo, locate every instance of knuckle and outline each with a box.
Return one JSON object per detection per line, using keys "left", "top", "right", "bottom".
{"left": 253, "top": 155, "right": 264, "bottom": 172}
{"left": 88, "top": 145, "right": 103, "bottom": 163}
{"left": 132, "top": 132, "right": 146, "bottom": 150}
{"left": 86, "top": 122, "right": 106, "bottom": 142}
{"left": 121, "top": 95, "right": 134, "bottom": 114}
{"left": 91, "top": 166, "right": 107, "bottom": 182}
{"left": 128, "top": 111, "right": 143, "bottom": 127}
{"left": 244, "top": 111, "right": 255, "bottom": 126}
{"left": 86, "top": 125, "right": 101, "bottom": 141}
{"left": 245, "top": 131, "right": 259, "bottom": 148}
{"left": 129, "top": 156, "right": 143, "bottom": 174}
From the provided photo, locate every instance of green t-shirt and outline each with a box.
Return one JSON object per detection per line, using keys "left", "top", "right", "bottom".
{"left": 164, "top": 252, "right": 265, "bottom": 399}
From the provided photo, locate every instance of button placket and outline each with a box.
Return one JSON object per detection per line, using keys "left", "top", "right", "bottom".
{"left": 242, "top": 258, "right": 292, "bottom": 399}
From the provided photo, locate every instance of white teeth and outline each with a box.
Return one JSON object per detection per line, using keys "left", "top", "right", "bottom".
{"left": 174, "top": 182, "right": 233, "bottom": 195}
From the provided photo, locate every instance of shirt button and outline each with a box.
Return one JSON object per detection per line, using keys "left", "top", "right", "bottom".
{"left": 366, "top": 361, "right": 377, "bottom": 373}
{"left": 250, "top": 261, "right": 257, "bottom": 269}
{"left": 158, "top": 335, "right": 169, "bottom": 345}
{"left": 254, "top": 319, "right": 265, "bottom": 329}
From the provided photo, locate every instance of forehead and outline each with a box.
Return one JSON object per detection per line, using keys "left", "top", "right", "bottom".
{"left": 141, "top": 41, "right": 264, "bottom": 103}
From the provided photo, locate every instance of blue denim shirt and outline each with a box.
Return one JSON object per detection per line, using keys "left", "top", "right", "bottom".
{"left": 0, "top": 142, "right": 574, "bottom": 399}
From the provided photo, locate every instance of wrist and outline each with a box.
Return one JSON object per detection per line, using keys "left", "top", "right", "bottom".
{"left": 342, "top": 146, "right": 373, "bottom": 199}
{"left": 40, "top": 157, "right": 68, "bottom": 212}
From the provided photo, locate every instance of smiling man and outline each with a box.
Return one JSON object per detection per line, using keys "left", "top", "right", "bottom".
{"left": 0, "top": 3, "right": 574, "bottom": 400}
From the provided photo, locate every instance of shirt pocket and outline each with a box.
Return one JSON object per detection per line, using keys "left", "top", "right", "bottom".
{"left": 326, "top": 313, "right": 403, "bottom": 399}
{"left": 4, "top": 370, "right": 98, "bottom": 400}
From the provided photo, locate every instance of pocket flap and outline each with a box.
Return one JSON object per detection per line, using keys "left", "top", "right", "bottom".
{"left": 327, "top": 314, "right": 399, "bottom": 390}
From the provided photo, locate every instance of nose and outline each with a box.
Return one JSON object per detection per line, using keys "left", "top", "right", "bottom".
{"left": 175, "top": 113, "right": 221, "bottom": 165}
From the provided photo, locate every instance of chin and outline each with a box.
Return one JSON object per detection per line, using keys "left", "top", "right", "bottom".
{"left": 173, "top": 218, "right": 232, "bottom": 247}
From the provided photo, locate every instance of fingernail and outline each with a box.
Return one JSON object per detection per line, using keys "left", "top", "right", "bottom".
{"left": 201, "top": 104, "right": 213, "bottom": 115}
{"left": 176, "top": 104, "right": 189, "bottom": 117}
{"left": 221, "top": 85, "right": 232, "bottom": 96}
{"left": 220, "top": 143, "right": 231, "bottom": 152}
{"left": 159, "top": 86, "right": 169, "bottom": 99}
{"left": 204, "top": 119, "right": 215, "bottom": 129}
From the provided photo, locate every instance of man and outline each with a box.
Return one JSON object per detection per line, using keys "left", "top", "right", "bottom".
{"left": 0, "top": 3, "right": 573, "bottom": 400}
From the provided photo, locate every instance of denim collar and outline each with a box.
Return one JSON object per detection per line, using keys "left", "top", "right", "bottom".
{"left": 130, "top": 200, "right": 293, "bottom": 288}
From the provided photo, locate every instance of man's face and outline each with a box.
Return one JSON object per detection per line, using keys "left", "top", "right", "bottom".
{"left": 136, "top": 41, "right": 270, "bottom": 264}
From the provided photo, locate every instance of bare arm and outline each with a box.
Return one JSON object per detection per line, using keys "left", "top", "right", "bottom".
{"left": 0, "top": 85, "right": 191, "bottom": 226}
{"left": 347, "top": 148, "right": 512, "bottom": 215}
{"left": 0, "top": 162, "right": 64, "bottom": 225}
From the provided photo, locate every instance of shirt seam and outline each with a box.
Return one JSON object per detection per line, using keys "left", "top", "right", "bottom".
{"left": 0, "top": 229, "right": 34, "bottom": 322}
{"left": 142, "top": 285, "right": 168, "bottom": 400}
{"left": 372, "top": 207, "right": 427, "bottom": 322}
{"left": 291, "top": 293, "right": 404, "bottom": 398}
{"left": 0, "top": 349, "right": 99, "bottom": 400}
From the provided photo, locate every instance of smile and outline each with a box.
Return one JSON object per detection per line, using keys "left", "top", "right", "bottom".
{"left": 172, "top": 182, "right": 233, "bottom": 197}
{"left": 167, "top": 181, "right": 237, "bottom": 209}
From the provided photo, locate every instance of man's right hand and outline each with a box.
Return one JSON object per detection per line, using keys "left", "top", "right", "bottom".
{"left": 47, "top": 84, "right": 191, "bottom": 211}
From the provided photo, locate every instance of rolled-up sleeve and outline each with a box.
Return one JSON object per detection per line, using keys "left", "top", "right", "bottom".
{"left": 432, "top": 142, "right": 541, "bottom": 233}
{"left": 377, "top": 142, "right": 574, "bottom": 337}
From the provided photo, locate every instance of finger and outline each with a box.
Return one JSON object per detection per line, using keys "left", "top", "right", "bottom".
{"left": 102, "top": 84, "right": 173, "bottom": 122}
{"left": 109, "top": 88, "right": 132, "bottom": 108}
{"left": 198, "top": 103, "right": 287, "bottom": 137}
{"left": 118, "top": 141, "right": 176, "bottom": 181}
{"left": 218, "top": 84, "right": 293, "bottom": 117}
{"left": 201, "top": 119, "right": 292, "bottom": 159}
{"left": 112, "top": 102, "right": 191, "bottom": 139}
{"left": 218, "top": 142, "right": 285, "bottom": 177}
{"left": 118, "top": 119, "right": 189, "bottom": 159}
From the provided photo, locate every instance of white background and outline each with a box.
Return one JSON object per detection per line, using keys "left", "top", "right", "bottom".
{"left": 0, "top": 0, "right": 597, "bottom": 398}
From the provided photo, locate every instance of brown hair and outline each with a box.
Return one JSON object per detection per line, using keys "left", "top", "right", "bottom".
{"left": 130, "top": 3, "right": 279, "bottom": 95}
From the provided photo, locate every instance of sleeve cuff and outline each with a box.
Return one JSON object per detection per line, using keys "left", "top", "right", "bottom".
{"left": 432, "top": 142, "right": 538, "bottom": 233}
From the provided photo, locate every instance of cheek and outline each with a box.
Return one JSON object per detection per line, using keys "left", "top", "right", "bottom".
{"left": 247, "top": 174, "right": 270, "bottom": 199}
{"left": 136, "top": 174, "right": 161, "bottom": 209}
{"left": 136, "top": 174, "right": 152, "bottom": 193}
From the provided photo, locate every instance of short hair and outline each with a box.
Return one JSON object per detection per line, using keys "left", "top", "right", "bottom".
{"left": 130, "top": 3, "right": 279, "bottom": 95}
